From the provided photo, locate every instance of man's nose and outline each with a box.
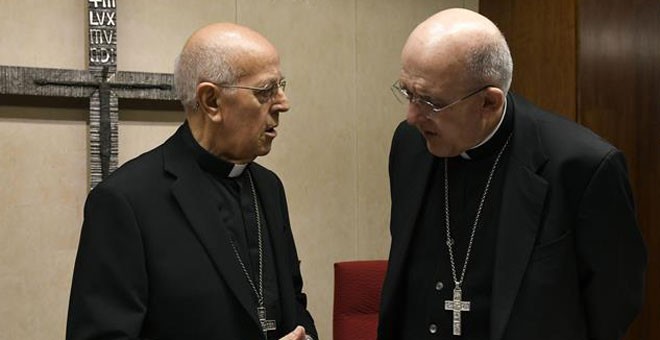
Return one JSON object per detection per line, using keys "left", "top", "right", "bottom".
{"left": 272, "top": 89, "right": 290, "bottom": 113}
{"left": 406, "top": 102, "right": 426, "bottom": 125}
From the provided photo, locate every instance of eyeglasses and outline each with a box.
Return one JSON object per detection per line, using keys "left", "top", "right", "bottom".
{"left": 217, "top": 79, "right": 287, "bottom": 103}
{"left": 391, "top": 81, "right": 493, "bottom": 114}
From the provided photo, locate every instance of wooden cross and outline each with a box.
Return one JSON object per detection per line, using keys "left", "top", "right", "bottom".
{"left": 444, "top": 286, "right": 471, "bottom": 336}
{"left": 0, "top": 0, "right": 179, "bottom": 190}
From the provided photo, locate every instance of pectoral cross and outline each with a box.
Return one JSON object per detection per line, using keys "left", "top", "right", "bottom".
{"left": 258, "top": 306, "right": 276, "bottom": 337}
{"left": 444, "top": 287, "right": 471, "bottom": 336}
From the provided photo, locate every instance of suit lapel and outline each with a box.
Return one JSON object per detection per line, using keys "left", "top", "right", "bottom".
{"left": 163, "top": 126, "right": 260, "bottom": 328}
{"left": 250, "top": 166, "right": 298, "bottom": 330}
{"left": 381, "top": 125, "right": 436, "bottom": 316}
{"left": 490, "top": 94, "right": 549, "bottom": 340}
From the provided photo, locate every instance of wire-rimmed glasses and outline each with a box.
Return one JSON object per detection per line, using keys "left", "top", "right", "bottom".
{"left": 391, "top": 81, "right": 494, "bottom": 115}
{"left": 218, "top": 79, "right": 287, "bottom": 103}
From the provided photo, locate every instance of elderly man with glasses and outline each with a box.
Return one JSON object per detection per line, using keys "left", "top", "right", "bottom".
{"left": 67, "top": 23, "right": 317, "bottom": 340}
{"left": 379, "top": 8, "right": 645, "bottom": 340}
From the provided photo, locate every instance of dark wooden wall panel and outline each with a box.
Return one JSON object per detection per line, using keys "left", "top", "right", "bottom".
{"left": 480, "top": 0, "right": 577, "bottom": 120}
{"left": 481, "top": 0, "right": 659, "bottom": 339}
{"left": 579, "top": 1, "right": 660, "bottom": 339}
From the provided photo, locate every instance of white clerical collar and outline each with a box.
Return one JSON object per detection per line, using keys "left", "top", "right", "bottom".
{"left": 459, "top": 98, "right": 508, "bottom": 160}
{"left": 228, "top": 163, "right": 248, "bottom": 178}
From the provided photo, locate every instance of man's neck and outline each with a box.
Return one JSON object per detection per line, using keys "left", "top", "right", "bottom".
{"left": 460, "top": 99, "right": 507, "bottom": 159}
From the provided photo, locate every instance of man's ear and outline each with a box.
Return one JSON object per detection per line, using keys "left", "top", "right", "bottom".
{"left": 196, "top": 82, "right": 222, "bottom": 122}
{"left": 482, "top": 86, "right": 505, "bottom": 115}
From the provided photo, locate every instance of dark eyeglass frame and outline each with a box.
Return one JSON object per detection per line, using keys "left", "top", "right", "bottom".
{"left": 216, "top": 79, "right": 287, "bottom": 103}
{"left": 391, "top": 81, "right": 494, "bottom": 114}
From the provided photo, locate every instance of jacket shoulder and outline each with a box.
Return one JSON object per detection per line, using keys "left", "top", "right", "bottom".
{"left": 92, "top": 142, "right": 169, "bottom": 200}
{"left": 512, "top": 93, "right": 619, "bottom": 163}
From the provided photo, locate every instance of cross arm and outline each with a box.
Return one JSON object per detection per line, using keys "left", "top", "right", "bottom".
{"left": 1, "top": 65, "right": 97, "bottom": 98}
{"left": 111, "top": 71, "right": 176, "bottom": 101}
{"left": 0, "top": 65, "right": 180, "bottom": 110}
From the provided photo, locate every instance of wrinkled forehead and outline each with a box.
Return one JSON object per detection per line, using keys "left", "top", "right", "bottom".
{"left": 400, "top": 37, "right": 467, "bottom": 89}
{"left": 233, "top": 45, "right": 282, "bottom": 82}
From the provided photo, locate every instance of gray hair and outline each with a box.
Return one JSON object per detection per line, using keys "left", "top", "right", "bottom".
{"left": 464, "top": 33, "right": 513, "bottom": 93}
{"left": 173, "top": 41, "right": 240, "bottom": 110}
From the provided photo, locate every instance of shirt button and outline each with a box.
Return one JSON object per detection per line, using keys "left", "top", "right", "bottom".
{"left": 435, "top": 281, "right": 444, "bottom": 291}
{"left": 429, "top": 323, "right": 438, "bottom": 334}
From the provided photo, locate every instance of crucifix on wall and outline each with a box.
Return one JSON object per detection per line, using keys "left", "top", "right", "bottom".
{"left": 0, "top": 0, "right": 180, "bottom": 189}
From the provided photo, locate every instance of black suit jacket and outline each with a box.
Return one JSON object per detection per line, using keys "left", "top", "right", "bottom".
{"left": 67, "top": 124, "right": 317, "bottom": 340}
{"left": 378, "top": 93, "right": 646, "bottom": 340}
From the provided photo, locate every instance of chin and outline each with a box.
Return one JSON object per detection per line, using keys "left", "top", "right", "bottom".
{"left": 425, "top": 141, "right": 450, "bottom": 158}
{"left": 256, "top": 146, "right": 272, "bottom": 157}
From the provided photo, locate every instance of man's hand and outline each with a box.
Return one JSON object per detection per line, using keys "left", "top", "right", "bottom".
{"left": 279, "top": 325, "right": 308, "bottom": 340}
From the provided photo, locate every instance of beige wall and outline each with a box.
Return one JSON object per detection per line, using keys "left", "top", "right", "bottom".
{"left": 0, "top": 1, "right": 478, "bottom": 339}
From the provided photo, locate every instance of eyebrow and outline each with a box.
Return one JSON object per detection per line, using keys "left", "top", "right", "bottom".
{"left": 400, "top": 83, "right": 443, "bottom": 105}
{"left": 265, "top": 74, "right": 285, "bottom": 83}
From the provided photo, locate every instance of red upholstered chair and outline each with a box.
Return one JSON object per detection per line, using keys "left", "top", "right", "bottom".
{"left": 333, "top": 260, "right": 388, "bottom": 340}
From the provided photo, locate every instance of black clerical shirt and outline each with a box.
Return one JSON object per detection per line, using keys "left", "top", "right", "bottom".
{"left": 398, "top": 107, "right": 513, "bottom": 339}
{"left": 180, "top": 122, "right": 283, "bottom": 339}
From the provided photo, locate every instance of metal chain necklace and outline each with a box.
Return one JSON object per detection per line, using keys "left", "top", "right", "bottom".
{"left": 443, "top": 134, "right": 511, "bottom": 336}
{"left": 228, "top": 170, "right": 277, "bottom": 339}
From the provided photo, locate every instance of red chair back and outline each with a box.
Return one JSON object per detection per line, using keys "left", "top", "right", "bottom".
{"left": 333, "top": 260, "right": 388, "bottom": 340}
